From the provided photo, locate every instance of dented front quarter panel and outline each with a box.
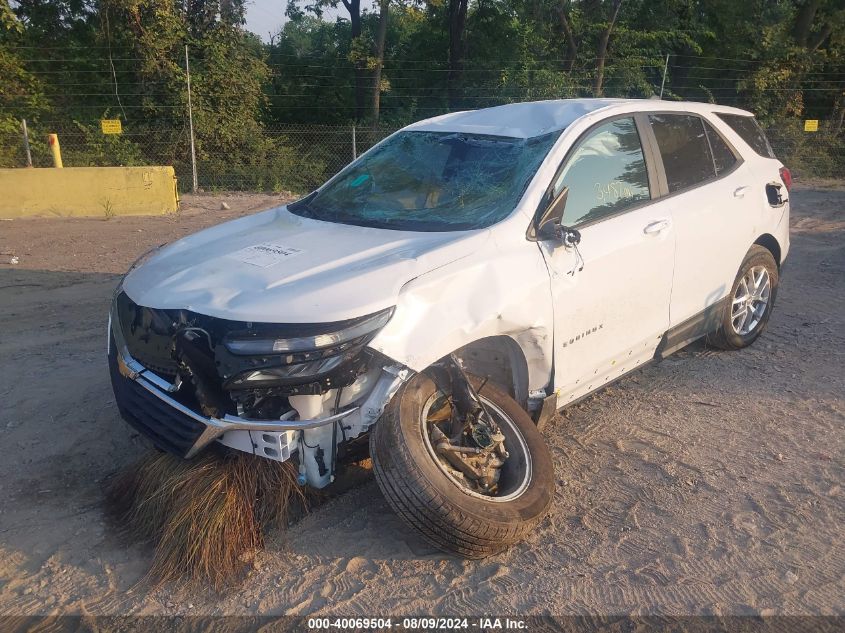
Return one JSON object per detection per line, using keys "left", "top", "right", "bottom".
{"left": 368, "top": 227, "right": 555, "bottom": 392}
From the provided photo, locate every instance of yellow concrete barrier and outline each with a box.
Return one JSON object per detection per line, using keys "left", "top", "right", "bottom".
{"left": 0, "top": 166, "right": 179, "bottom": 218}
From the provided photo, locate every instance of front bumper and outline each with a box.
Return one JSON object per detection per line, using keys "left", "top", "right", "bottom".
{"left": 108, "top": 308, "right": 359, "bottom": 460}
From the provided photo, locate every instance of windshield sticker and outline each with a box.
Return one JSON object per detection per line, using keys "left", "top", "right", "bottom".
{"left": 229, "top": 243, "right": 305, "bottom": 268}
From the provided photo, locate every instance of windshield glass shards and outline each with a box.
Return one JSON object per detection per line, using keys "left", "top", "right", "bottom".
{"left": 289, "top": 130, "right": 562, "bottom": 232}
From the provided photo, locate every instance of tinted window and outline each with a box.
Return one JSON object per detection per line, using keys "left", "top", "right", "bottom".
{"left": 649, "top": 114, "right": 715, "bottom": 193}
{"left": 703, "top": 120, "right": 738, "bottom": 175}
{"left": 716, "top": 113, "right": 775, "bottom": 158}
{"left": 291, "top": 130, "right": 560, "bottom": 231}
{"left": 552, "top": 117, "right": 651, "bottom": 227}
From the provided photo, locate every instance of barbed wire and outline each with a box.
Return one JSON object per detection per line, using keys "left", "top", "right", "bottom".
{"left": 1, "top": 118, "right": 841, "bottom": 192}
{"left": 14, "top": 64, "right": 845, "bottom": 78}
{"left": 3, "top": 48, "right": 841, "bottom": 189}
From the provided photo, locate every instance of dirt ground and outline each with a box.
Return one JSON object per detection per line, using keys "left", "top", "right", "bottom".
{"left": 0, "top": 187, "right": 843, "bottom": 618}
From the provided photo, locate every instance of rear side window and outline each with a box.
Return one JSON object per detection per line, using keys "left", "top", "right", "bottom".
{"left": 703, "top": 120, "right": 738, "bottom": 175}
{"left": 552, "top": 117, "right": 651, "bottom": 227}
{"left": 715, "top": 113, "right": 775, "bottom": 158}
{"left": 649, "top": 114, "right": 715, "bottom": 193}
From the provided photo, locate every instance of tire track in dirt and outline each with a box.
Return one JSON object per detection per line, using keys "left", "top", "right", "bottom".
{"left": 0, "top": 188, "right": 843, "bottom": 616}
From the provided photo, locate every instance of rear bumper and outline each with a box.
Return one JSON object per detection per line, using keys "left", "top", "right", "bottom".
{"left": 108, "top": 308, "right": 358, "bottom": 459}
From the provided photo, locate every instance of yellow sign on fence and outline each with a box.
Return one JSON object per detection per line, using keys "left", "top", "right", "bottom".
{"left": 804, "top": 119, "right": 819, "bottom": 132}
{"left": 101, "top": 119, "right": 123, "bottom": 135}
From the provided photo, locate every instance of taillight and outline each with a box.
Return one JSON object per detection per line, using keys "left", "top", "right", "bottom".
{"left": 779, "top": 166, "right": 792, "bottom": 191}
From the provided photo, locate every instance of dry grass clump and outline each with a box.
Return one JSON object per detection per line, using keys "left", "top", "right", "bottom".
{"left": 106, "top": 447, "right": 307, "bottom": 589}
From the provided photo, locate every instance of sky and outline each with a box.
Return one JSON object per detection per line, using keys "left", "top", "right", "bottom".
{"left": 244, "top": 0, "right": 373, "bottom": 41}
{"left": 244, "top": 0, "right": 287, "bottom": 40}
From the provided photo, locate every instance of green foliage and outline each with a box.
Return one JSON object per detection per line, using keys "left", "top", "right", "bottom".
{"left": 0, "top": 0, "right": 842, "bottom": 183}
{"left": 64, "top": 121, "right": 146, "bottom": 166}
{"left": 0, "top": 0, "right": 19, "bottom": 33}
{"left": 198, "top": 134, "right": 328, "bottom": 193}
{"left": 0, "top": 1, "right": 51, "bottom": 165}
{"left": 768, "top": 119, "right": 845, "bottom": 179}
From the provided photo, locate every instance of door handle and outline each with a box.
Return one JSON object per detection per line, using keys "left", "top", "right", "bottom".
{"left": 734, "top": 185, "right": 750, "bottom": 198}
{"left": 643, "top": 219, "right": 670, "bottom": 235}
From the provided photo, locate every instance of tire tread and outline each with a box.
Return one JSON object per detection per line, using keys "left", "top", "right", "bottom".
{"left": 370, "top": 378, "right": 551, "bottom": 558}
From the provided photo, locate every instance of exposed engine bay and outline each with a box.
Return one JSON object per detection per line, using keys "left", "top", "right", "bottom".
{"left": 115, "top": 291, "right": 386, "bottom": 417}
{"left": 112, "top": 292, "right": 512, "bottom": 496}
{"left": 111, "top": 291, "right": 406, "bottom": 488}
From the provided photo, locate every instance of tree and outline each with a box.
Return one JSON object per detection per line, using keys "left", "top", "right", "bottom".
{"left": 737, "top": 0, "right": 844, "bottom": 120}
{"left": 0, "top": 0, "right": 52, "bottom": 166}
{"left": 447, "top": 0, "right": 468, "bottom": 109}
{"left": 591, "top": 0, "right": 624, "bottom": 96}
{"left": 3, "top": 0, "right": 843, "bottom": 181}
{"left": 371, "top": 0, "right": 390, "bottom": 125}
{"left": 556, "top": 1, "right": 577, "bottom": 72}
{"left": 342, "top": 0, "right": 367, "bottom": 119}
{"left": 288, "top": 0, "right": 368, "bottom": 120}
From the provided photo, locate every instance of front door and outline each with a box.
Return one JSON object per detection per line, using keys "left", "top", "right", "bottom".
{"left": 537, "top": 116, "right": 675, "bottom": 406}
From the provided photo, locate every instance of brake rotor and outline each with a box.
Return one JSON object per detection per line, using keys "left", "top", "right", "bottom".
{"left": 425, "top": 396, "right": 508, "bottom": 496}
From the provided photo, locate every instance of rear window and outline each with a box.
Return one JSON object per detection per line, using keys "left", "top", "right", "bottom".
{"left": 715, "top": 113, "right": 775, "bottom": 158}
{"left": 649, "top": 114, "right": 715, "bottom": 193}
{"left": 703, "top": 120, "right": 739, "bottom": 176}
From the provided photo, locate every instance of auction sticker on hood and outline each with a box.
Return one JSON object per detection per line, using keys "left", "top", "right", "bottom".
{"left": 229, "top": 242, "right": 305, "bottom": 268}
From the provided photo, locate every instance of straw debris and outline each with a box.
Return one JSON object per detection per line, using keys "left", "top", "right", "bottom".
{"left": 106, "top": 447, "right": 307, "bottom": 589}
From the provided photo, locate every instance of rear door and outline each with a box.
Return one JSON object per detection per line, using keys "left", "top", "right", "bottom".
{"left": 646, "top": 113, "right": 753, "bottom": 348}
{"left": 537, "top": 116, "right": 676, "bottom": 405}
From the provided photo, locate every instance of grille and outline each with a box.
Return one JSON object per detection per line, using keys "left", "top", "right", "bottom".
{"left": 109, "top": 344, "right": 206, "bottom": 458}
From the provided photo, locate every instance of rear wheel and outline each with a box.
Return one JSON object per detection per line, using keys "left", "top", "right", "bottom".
{"left": 707, "top": 245, "right": 779, "bottom": 350}
{"left": 370, "top": 373, "right": 554, "bottom": 558}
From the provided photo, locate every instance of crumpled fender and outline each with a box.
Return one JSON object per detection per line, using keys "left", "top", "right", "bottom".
{"left": 369, "top": 234, "right": 554, "bottom": 392}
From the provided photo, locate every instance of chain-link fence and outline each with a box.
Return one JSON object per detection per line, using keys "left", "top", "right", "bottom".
{"left": 0, "top": 123, "right": 397, "bottom": 193}
{"left": 765, "top": 120, "right": 844, "bottom": 181}
{"left": 188, "top": 125, "right": 396, "bottom": 193}
{"left": 1, "top": 118, "right": 842, "bottom": 194}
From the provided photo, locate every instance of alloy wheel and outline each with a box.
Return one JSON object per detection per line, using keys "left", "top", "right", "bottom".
{"left": 731, "top": 265, "right": 771, "bottom": 335}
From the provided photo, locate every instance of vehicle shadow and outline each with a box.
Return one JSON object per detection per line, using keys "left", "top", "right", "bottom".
{"left": 0, "top": 267, "right": 442, "bottom": 608}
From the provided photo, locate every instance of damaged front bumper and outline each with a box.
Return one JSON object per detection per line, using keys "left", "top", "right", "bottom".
{"left": 108, "top": 298, "right": 410, "bottom": 487}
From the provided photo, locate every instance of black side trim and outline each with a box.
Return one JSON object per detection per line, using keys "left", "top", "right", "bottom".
{"left": 655, "top": 298, "right": 727, "bottom": 360}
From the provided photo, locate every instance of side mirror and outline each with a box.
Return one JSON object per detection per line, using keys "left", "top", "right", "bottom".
{"left": 562, "top": 227, "right": 581, "bottom": 247}
{"left": 536, "top": 187, "right": 569, "bottom": 240}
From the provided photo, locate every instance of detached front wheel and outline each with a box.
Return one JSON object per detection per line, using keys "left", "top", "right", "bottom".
{"left": 370, "top": 373, "right": 554, "bottom": 558}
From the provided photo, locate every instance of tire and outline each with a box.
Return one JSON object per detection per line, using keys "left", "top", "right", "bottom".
{"left": 707, "top": 245, "right": 779, "bottom": 350}
{"left": 370, "top": 373, "right": 554, "bottom": 558}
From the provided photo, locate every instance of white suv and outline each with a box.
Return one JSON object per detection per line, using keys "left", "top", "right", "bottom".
{"left": 109, "top": 98, "right": 791, "bottom": 557}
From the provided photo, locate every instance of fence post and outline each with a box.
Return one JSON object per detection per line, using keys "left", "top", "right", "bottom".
{"left": 185, "top": 44, "right": 199, "bottom": 193}
{"left": 47, "top": 133, "right": 63, "bottom": 168}
{"left": 659, "top": 53, "right": 669, "bottom": 99}
{"left": 352, "top": 125, "right": 357, "bottom": 161}
{"left": 21, "top": 119, "right": 32, "bottom": 167}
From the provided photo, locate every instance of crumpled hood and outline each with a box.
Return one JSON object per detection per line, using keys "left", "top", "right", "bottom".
{"left": 122, "top": 206, "right": 488, "bottom": 323}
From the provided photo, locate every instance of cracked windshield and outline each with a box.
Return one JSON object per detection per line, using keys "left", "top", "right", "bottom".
{"left": 291, "top": 130, "right": 561, "bottom": 231}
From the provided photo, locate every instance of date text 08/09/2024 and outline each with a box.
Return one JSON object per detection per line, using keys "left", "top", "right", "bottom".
{"left": 307, "top": 617, "right": 528, "bottom": 630}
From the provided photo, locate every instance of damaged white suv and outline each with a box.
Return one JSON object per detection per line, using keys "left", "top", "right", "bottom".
{"left": 109, "top": 99, "right": 791, "bottom": 557}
